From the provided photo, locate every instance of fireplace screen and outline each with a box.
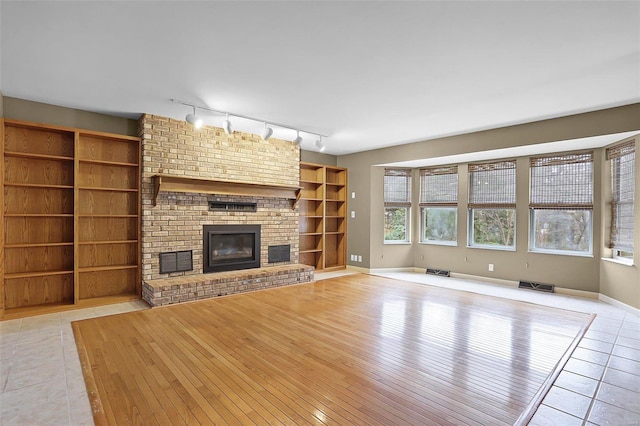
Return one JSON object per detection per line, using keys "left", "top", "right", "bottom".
{"left": 203, "top": 224, "right": 261, "bottom": 273}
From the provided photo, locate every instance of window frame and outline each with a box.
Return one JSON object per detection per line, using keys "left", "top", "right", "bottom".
{"left": 421, "top": 206, "right": 458, "bottom": 246}
{"left": 529, "top": 208, "right": 593, "bottom": 256}
{"left": 467, "top": 160, "right": 517, "bottom": 250}
{"left": 607, "top": 140, "right": 635, "bottom": 262}
{"left": 419, "top": 166, "right": 458, "bottom": 246}
{"left": 529, "top": 151, "right": 594, "bottom": 256}
{"left": 383, "top": 169, "right": 412, "bottom": 244}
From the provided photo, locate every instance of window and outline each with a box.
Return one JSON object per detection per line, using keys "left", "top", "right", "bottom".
{"left": 607, "top": 140, "right": 635, "bottom": 261}
{"left": 384, "top": 169, "right": 411, "bottom": 243}
{"left": 529, "top": 151, "right": 593, "bottom": 255}
{"left": 468, "top": 160, "right": 516, "bottom": 249}
{"left": 420, "top": 166, "right": 458, "bottom": 245}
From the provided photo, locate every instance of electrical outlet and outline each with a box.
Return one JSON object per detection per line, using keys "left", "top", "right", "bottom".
{"left": 350, "top": 254, "right": 356, "bottom": 261}
{"left": 488, "top": 263, "right": 494, "bottom": 272}
{"left": 358, "top": 255, "right": 362, "bottom": 262}
{"left": 351, "top": 211, "right": 356, "bottom": 218}
{"left": 351, "top": 192, "right": 356, "bottom": 199}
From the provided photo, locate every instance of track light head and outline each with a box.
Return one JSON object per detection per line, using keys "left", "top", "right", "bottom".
{"left": 222, "top": 113, "right": 233, "bottom": 135}
{"left": 292, "top": 130, "right": 302, "bottom": 145}
{"left": 185, "top": 106, "right": 203, "bottom": 129}
{"left": 261, "top": 123, "right": 273, "bottom": 141}
{"left": 314, "top": 137, "right": 325, "bottom": 152}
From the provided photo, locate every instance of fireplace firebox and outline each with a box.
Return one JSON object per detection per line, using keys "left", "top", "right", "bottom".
{"left": 203, "top": 224, "right": 261, "bottom": 273}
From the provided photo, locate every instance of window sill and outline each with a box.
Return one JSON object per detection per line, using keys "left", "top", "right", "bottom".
{"left": 529, "top": 249, "right": 593, "bottom": 258}
{"left": 384, "top": 241, "right": 411, "bottom": 245}
{"left": 467, "top": 245, "right": 516, "bottom": 252}
{"left": 420, "top": 241, "right": 458, "bottom": 247}
{"left": 601, "top": 257, "right": 635, "bottom": 267}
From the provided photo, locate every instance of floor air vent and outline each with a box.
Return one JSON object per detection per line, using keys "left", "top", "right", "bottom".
{"left": 518, "top": 281, "right": 555, "bottom": 293}
{"left": 426, "top": 268, "right": 450, "bottom": 277}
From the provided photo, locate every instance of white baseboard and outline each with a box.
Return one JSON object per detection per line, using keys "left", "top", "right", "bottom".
{"left": 599, "top": 294, "right": 640, "bottom": 317}
{"left": 354, "top": 268, "right": 638, "bottom": 315}
{"left": 345, "top": 265, "right": 370, "bottom": 274}
{"left": 555, "top": 287, "right": 599, "bottom": 300}
{"left": 449, "top": 272, "right": 519, "bottom": 288}
{"left": 369, "top": 267, "right": 415, "bottom": 274}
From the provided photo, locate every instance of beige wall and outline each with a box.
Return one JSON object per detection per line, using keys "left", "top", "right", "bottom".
{"left": 339, "top": 104, "right": 640, "bottom": 307}
{"left": 2, "top": 97, "right": 137, "bottom": 136}
{"left": 300, "top": 150, "right": 338, "bottom": 166}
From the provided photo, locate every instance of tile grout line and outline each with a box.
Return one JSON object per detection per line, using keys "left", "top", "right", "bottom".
{"left": 580, "top": 315, "right": 625, "bottom": 425}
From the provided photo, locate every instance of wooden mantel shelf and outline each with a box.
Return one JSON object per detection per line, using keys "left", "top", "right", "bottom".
{"left": 152, "top": 174, "right": 301, "bottom": 208}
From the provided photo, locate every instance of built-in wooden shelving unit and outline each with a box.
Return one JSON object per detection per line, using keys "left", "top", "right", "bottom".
{"left": 1, "top": 118, "right": 141, "bottom": 319}
{"left": 299, "top": 162, "right": 347, "bottom": 271}
{"left": 152, "top": 174, "right": 300, "bottom": 208}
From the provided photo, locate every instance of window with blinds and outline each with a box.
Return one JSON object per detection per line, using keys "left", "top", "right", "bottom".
{"left": 607, "top": 140, "right": 635, "bottom": 258}
{"left": 529, "top": 151, "right": 593, "bottom": 254}
{"left": 420, "top": 166, "right": 458, "bottom": 244}
{"left": 468, "top": 160, "right": 517, "bottom": 208}
{"left": 384, "top": 169, "right": 412, "bottom": 206}
{"left": 468, "top": 160, "right": 517, "bottom": 249}
{"left": 530, "top": 152, "right": 593, "bottom": 210}
{"left": 384, "top": 169, "right": 412, "bottom": 242}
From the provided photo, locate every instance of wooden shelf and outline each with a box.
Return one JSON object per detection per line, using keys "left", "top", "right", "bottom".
{"left": 299, "top": 162, "right": 347, "bottom": 271}
{"left": 5, "top": 242, "right": 74, "bottom": 248}
{"left": 5, "top": 270, "right": 74, "bottom": 279}
{"left": 79, "top": 158, "right": 139, "bottom": 167}
{"left": 4, "top": 213, "right": 74, "bottom": 217}
{"left": 78, "top": 265, "right": 138, "bottom": 273}
{"left": 2, "top": 119, "right": 142, "bottom": 318}
{"left": 78, "top": 214, "right": 138, "bottom": 218}
{"left": 4, "top": 183, "right": 74, "bottom": 189}
{"left": 78, "top": 240, "right": 138, "bottom": 245}
{"left": 152, "top": 174, "right": 301, "bottom": 208}
{"left": 3, "top": 150, "right": 73, "bottom": 162}
{"left": 78, "top": 186, "right": 138, "bottom": 192}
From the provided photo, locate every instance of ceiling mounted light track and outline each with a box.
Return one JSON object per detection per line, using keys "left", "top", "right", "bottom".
{"left": 292, "top": 130, "right": 302, "bottom": 145}
{"left": 261, "top": 123, "right": 273, "bottom": 141}
{"left": 185, "top": 106, "right": 203, "bottom": 129}
{"left": 171, "top": 98, "right": 327, "bottom": 146}
{"left": 222, "top": 113, "right": 233, "bottom": 135}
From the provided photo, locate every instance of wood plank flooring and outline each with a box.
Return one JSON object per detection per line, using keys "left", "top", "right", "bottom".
{"left": 72, "top": 274, "right": 593, "bottom": 425}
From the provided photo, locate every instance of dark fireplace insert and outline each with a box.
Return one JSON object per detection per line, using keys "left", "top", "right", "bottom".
{"left": 203, "top": 224, "right": 261, "bottom": 273}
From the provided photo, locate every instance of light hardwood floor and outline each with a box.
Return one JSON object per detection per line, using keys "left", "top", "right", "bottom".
{"left": 73, "top": 274, "right": 592, "bottom": 425}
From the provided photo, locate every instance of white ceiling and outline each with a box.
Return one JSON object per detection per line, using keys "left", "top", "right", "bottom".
{"left": 1, "top": 1, "right": 639, "bottom": 156}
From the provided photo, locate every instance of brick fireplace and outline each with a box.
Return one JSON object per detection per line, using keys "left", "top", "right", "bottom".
{"left": 139, "top": 115, "right": 312, "bottom": 305}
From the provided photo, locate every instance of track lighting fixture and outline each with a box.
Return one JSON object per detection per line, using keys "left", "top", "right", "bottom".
{"left": 171, "top": 99, "right": 327, "bottom": 147}
{"left": 261, "top": 123, "right": 273, "bottom": 141}
{"left": 292, "top": 130, "right": 303, "bottom": 145}
{"left": 222, "top": 113, "right": 233, "bottom": 135}
{"left": 185, "top": 106, "right": 203, "bottom": 129}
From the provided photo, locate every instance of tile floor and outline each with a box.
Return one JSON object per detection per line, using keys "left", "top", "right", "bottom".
{"left": 0, "top": 272, "right": 638, "bottom": 425}
{"left": 377, "top": 272, "right": 640, "bottom": 426}
{"left": 0, "top": 301, "right": 149, "bottom": 425}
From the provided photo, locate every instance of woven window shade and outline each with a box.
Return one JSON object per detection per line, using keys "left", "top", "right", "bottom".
{"left": 607, "top": 141, "right": 635, "bottom": 251}
{"left": 384, "top": 169, "right": 412, "bottom": 207}
{"left": 420, "top": 166, "right": 458, "bottom": 206}
{"left": 468, "top": 160, "right": 516, "bottom": 208}
{"left": 530, "top": 152, "right": 593, "bottom": 209}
